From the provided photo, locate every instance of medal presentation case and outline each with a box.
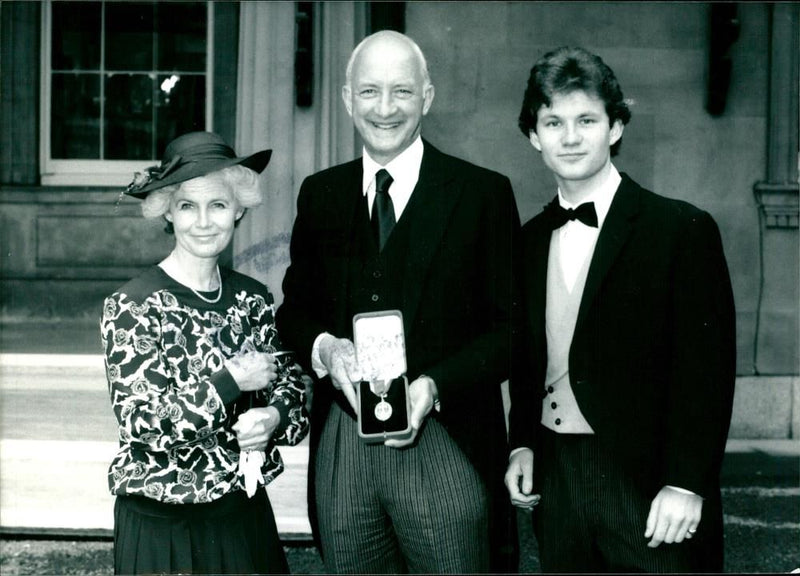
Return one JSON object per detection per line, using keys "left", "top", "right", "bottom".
{"left": 353, "top": 310, "right": 412, "bottom": 442}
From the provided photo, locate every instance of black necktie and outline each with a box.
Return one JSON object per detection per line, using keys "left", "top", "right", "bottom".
{"left": 371, "top": 169, "right": 395, "bottom": 250}
{"left": 550, "top": 201, "right": 598, "bottom": 229}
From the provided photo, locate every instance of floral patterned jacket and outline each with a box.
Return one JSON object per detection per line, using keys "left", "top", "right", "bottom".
{"left": 100, "top": 265, "right": 309, "bottom": 504}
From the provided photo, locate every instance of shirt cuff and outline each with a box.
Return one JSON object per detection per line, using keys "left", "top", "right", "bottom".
{"left": 509, "top": 446, "right": 532, "bottom": 461}
{"left": 311, "top": 332, "right": 332, "bottom": 378}
{"left": 666, "top": 485, "right": 697, "bottom": 496}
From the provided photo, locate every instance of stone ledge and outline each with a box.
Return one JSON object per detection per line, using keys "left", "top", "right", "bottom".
{"left": 794, "top": 378, "right": 800, "bottom": 439}
{"left": 730, "top": 376, "right": 797, "bottom": 439}
{"left": 754, "top": 182, "right": 799, "bottom": 228}
{"left": 0, "top": 351, "right": 796, "bottom": 439}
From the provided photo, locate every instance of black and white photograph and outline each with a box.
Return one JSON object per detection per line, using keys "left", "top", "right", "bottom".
{"left": 0, "top": 1, "right": 798, "bottom": 574}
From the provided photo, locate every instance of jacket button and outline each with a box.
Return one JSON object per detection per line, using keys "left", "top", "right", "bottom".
{"left": 555, "top": 418, "right": 561, "bottom": 426}
{"left": 547, "top": 386, "right": 554, "bottom": 394}
{"left": 371, "top": 294, "right": 379, "bottom": 302}
{"left": 551, "top": 402, "right": 557, "bottom": 409}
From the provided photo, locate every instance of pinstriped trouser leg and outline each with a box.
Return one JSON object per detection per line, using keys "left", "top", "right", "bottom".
{"left": 383, "top": 416, "right": 489, "bottom": 573}
{"left": 534, "top": 427, "right": 707, "bottom": 572}
{"left": 315, "top": 403, "right": 489, "bottom": 574}
{"left": 315, "top": 404, "right": 405, "bottom": 573}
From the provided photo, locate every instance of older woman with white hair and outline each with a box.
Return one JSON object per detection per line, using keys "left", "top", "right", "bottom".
{"left": 100, "top": 131, "right": 309, "bottom": 574}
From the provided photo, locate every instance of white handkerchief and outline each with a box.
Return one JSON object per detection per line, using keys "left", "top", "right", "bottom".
{"left": 238, "top": 450, "right": 266, "bottom": 497}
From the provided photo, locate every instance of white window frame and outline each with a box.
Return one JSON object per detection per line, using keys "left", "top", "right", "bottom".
{"left": 40, "top": 0, "right": 214, "bottom": 187}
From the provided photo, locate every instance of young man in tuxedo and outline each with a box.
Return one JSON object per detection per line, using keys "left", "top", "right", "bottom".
{"left": 505, "top": 46, "right": 736, "bottom": 572}
{"left": 277, "top": 30, "right": 520, "bottom": 573}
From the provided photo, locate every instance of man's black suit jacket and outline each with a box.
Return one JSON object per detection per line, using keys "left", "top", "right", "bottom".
{"left": 276, "top": 141, "right": 521, "bottom": 566}
{"left": 509, "top": 172, "right": 736, "bottom": 503}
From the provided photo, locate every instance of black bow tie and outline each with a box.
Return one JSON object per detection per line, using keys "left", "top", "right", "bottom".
{"left": 549, "top": 201, "right": 598, "bottom": 229}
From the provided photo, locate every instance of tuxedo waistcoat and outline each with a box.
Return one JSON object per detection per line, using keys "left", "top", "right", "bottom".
{"left": 542, "top": 230, "right": 594, "bottom": 433}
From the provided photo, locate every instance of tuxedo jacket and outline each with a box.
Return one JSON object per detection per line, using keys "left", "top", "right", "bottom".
{"left": 508, "top": 173, "right": 736, "bottom": 500}
{"left": 276, "top": 140, "right": 521, "bottom": 538}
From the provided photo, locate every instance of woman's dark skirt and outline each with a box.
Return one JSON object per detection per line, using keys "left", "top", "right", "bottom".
{"left": 114, "top": 489, "right": 288, "bottom": 575}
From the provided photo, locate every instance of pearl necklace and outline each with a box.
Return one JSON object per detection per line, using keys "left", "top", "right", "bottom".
{"left": 189, "top": 265, "right": 222, "bottom": 304}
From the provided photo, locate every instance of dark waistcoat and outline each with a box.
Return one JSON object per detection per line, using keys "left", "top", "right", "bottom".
{"left": 345, "top": 198, "right": 412, "bottom": 331}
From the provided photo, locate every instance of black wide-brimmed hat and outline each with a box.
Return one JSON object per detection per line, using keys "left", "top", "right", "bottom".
{"left": 124, "top": 131, "right": 272, "bottom": 199}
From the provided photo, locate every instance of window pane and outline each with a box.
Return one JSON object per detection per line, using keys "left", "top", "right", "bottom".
{"left": 45, "top": 0, "right": 208, "bottom": 172}
{"left": 105, "top": 2, "right": 154, "bottom": 71}
{"left": 157, "top": 2, "right": 207, "bottom": 72}
{"left": 105, "top": 73, "right": 154, "bottom": 160}
{"left": 52, "top": 2, "right": 101, "bottom": 70}
{"left": 51, "top": 74, "right": 100, "bottom": 159}
{"left": 156, "top": 74, "right": 206, "bottom": 151}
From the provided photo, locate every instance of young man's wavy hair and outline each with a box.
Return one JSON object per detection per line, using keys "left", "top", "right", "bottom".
{"left": 518, "top": 46, "right": 632, "bottom": 157}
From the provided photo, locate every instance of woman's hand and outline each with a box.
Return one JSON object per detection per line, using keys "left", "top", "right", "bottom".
{"left": 225, "top": 351, "right": 278, "bottom": 392}
{"left": 232, "top": 406, "right": 281, "bottom": 451}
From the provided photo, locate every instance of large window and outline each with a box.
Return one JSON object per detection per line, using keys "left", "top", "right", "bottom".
{"left": 41, "top": 0, "right": 211, "bottom": 186}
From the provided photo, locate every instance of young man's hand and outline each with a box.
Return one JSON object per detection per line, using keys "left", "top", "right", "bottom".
{"left": 504, "top": 448, "right": 541, "bottom": 510}
{"left": 645, "top": 485, "right": 703, "bottom": 547}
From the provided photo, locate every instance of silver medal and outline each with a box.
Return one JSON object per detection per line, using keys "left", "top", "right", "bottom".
{"left": 374, "top": 399, "right": 393, "bottom": 421}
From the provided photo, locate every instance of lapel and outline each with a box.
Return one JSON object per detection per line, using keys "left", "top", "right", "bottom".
{"left": 333, "top": 159, "right": 366, "bottom": 332}
{"left": 525, "top": 203, "right": 556, "bottom": 347}
{"left": 574, "top": 173, "right": 641, "bottom": 335}
{"left": 401, "top": 141, "right": 461, "bottom": 334}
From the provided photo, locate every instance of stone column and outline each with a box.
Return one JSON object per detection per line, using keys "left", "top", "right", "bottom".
{"left": 752, "top": 3, "right": 799, "bottom": 374}
{"left": 315, "top": 2, "right": 367, "bottom": 168}
{"left": 232, "top": 2, "right": 367, "bottom": 305}
{"left": 0, "top": 1, "right": 40, "bottom": 184}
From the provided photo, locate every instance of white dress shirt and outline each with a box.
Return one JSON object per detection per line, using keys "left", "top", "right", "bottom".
{"left": 361, "top": 136, "right": 423, "bottom": 221}
{"left": 556, "top": 165, "right": 620, "bottom": 291}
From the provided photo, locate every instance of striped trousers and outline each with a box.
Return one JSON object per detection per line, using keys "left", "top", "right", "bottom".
{"left": 533, "top": 426, "right": 722, "bottom": 572}
{"left": 314, "top": 403, "right": 489, "bottom": 574}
